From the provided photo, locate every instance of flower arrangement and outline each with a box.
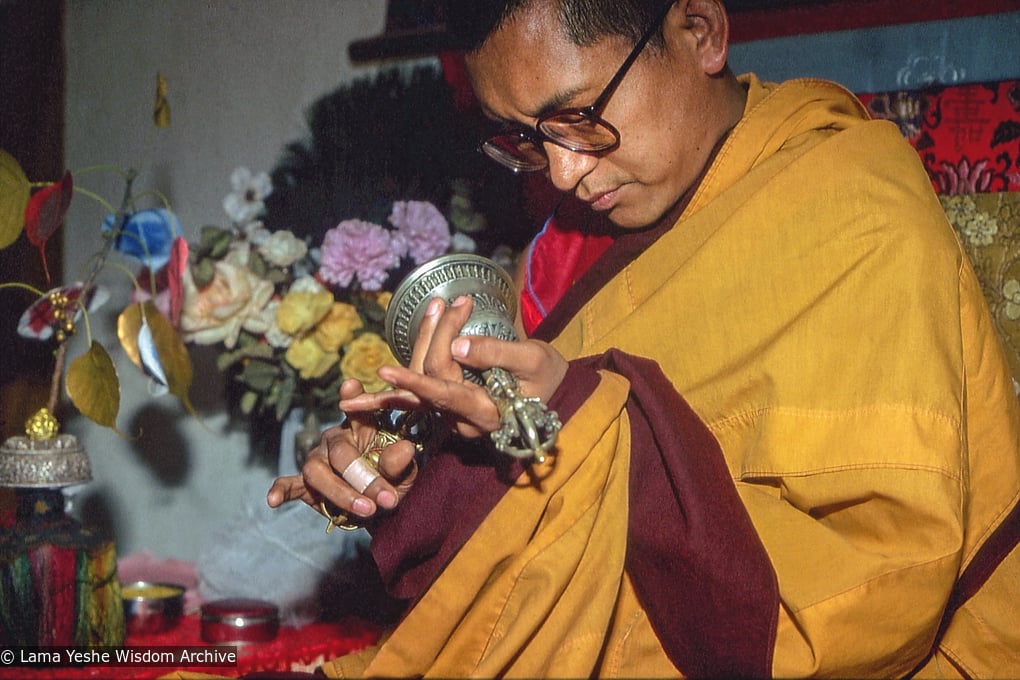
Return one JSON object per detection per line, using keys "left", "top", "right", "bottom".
{"left": 0, "top": 66, "right": 519, "bottom": 438}
{"left": 0, "top": 74, "right": 194, "bottom": 438}
{"left": 178, "top": 167, "right": 510, "bottom": 422}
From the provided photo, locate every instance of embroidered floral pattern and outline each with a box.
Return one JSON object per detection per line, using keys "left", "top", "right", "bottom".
{"left": 941, "top": 192, "right": 1020, "bottom": 386}
{"left": 860, "top": 80, "right": 1020, "bottom": 194}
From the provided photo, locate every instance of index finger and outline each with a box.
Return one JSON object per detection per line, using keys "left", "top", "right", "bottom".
{"left": 408, "top": 297, "right": 446, "bottom": 372}
{"left": 266, "top": 474, "right": 310, "bottom": 508}
{"left": 420, "top": 296, "right": 474, "bottom": 381}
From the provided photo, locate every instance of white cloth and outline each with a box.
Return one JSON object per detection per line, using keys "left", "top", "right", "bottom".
{"left": 196, "top": 410, "right": 369, "bottom": 626}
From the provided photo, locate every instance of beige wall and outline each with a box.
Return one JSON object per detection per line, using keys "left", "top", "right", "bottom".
{"left": 61, "top": 0, "right": 412, "bottom": 561}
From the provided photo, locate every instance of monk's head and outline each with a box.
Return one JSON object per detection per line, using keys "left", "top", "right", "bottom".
{"left": 449, "top": 0, "right": 746, "bottom": 229}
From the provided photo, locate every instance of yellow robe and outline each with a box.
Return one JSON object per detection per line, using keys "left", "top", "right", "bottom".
{"left": 324, "top": 75, "right": 1020, "bottom": 678}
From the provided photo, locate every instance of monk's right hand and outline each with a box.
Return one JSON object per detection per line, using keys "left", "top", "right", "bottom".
{"left": 266, "top": 379, "right": 418, "bottom": 524}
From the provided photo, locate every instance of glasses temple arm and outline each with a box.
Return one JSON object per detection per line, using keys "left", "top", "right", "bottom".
{"left": 587, "top": 0, "right": 676, "bottom": 116}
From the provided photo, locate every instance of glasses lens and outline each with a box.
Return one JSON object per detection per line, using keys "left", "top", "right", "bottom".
{"left": 481, "top": 132, "right": 548, "bottom": 172}
{"left": 538, "top": 112, "right": 619, "bottom": 153}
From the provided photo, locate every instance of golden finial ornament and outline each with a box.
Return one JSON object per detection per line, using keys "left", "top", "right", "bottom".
{"left": 25, "top": 408, "right": 60, "bottom": 440}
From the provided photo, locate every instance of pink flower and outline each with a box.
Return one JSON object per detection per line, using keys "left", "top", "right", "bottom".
{"left": 318, "top": 219, "right": 400, "bottom": 291}
{"left": 389, "top": 200, "right": 450, "bottom": 265}
{"left": 935, "top": 157, "right": 995, "bottom": 195}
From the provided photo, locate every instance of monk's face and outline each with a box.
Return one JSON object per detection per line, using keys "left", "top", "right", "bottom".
{"left": 465, "top": 0, "right": 742, "bottom": 230}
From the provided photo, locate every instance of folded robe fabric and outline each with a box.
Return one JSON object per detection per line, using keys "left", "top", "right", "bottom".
{"left": 331, "top": 353, "right": 776, "bottom": 678}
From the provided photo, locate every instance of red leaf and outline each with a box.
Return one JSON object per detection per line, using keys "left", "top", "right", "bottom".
{"left": 25, "top": 170, "right": 73, "bottom": 282}
{"left": 167, "top": 236, "right": 188, "bottom": 327}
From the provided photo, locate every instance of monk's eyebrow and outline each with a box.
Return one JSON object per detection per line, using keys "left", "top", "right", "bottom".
{"left": 529, "top": 86, "right": 587, "bottom": 118}
{"left": 479, "top": 84, "right": 589, "bottom": 127}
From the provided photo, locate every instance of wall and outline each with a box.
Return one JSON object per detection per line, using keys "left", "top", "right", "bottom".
{"left": 61, "top": 0, "right": 399, "bottom": 562}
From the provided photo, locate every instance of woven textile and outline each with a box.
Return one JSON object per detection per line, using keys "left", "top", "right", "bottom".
{"left": 859, "top": 80, "right": 1020, "bottom": 193}
{"left": 941, "top": 192, "right": 1020, "bottom": 387}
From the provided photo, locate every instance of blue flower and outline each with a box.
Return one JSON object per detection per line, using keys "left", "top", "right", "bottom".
{"left": 102, "top": 208, "right": 181, "bottom": 270}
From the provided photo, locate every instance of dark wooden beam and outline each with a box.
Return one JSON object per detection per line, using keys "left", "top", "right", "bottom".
{"left": 348, "top": 0, "right": 1019, "bottom": 62}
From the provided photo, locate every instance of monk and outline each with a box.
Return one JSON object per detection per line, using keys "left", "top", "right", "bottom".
{"left": 268, "top": 0, "right": 1020, "bottom": 676}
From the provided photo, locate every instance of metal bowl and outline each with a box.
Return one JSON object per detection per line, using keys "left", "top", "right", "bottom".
{"left": 121, "top": 581, "right": 185, "bottom": 635}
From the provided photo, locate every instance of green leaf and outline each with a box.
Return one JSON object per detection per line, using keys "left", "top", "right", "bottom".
{"left": 0, "top": 149, "right": 30, "bottom": 250}
{"left": 66, "top": 342, "right": 120, "bottom": 429}
{"left": 199, "top": 225, "right": 233, "bottom": 259}
{"left": 236, "top": 331, "right": 260, "bottom": 348}
{"left": 262, "top": 267, "right": 287, "bottom": 285}
{"left": 275, "top": 375, "right": 296, "bottom": 421}
{"left": 216, "top": 349, "right": 244, "bottom": 372}
{"left": 240, "top": 391, "right": 258, "bottom": 415}
{"left": 241, "top": 343, "right": 275, "bottom": 359}
{"left": 247, "top": 250, "right": 268, "bottom": 277}
{"left": 359, "top": 296, "right": 386, "bottom": 324}
{"left": 192, "top": 258, "right": 216, "bottom": 288}
{"left": 239, "top": 359, "right": 279, "bottom": 391}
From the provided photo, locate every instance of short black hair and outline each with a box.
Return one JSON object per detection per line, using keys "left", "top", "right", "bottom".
{"left": 445, "top": 0, "right": 671, "bottom": 52}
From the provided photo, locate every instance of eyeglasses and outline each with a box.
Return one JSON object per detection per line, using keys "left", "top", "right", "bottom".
{"left": 480, "top": 0, "right": 676, "bottom": 172}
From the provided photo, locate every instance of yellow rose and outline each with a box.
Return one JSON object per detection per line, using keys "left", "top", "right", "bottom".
{"left": 375, "top": 291, "right": 392, "bottom": 311}
{"left": 340, "top": 332, "right": 398, "bottom": 393}
{"left": 180, "top": 260, "right": 274, "bottom": 349}
{"left": 313, "top": 302, "right": 364, "bottom": 352}
{"left": 276, "top": 289, "right": 333, "bottom": 336}
{"left": 285, "top": 335, "right": 339, "bottom": 380}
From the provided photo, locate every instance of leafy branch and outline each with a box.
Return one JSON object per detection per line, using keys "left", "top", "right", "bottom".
{"left": 0, "top": 73, "right": 194, "bottom": 438}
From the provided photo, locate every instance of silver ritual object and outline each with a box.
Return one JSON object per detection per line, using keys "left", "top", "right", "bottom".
{"left": 385, "top": 253, "right": 561, "bottom": 462}
{"left": 0, "top": 434, "right": 92, "bottom": 488}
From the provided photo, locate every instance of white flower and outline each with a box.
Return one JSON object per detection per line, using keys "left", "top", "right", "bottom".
{"left": 290, "top": 274, "right": 326, "bottom": 294}
{"left": 223, "top": 167, "right": 272, "bottom": 225}
{"left": 259, "top": 230, "right": 308, "bottom": 267}
{"left": 451, "top": 231, "right": 477, "bottom": 253}
{"left": 962, "top": 211, "right": 998, "bottom": 247}
{"left": 292, "top": 247, "right": 319, "bottom": 278}
{"left": 259, "top": 300, "right": 293, "bottom": 348}
{"left": 242, "top": 219, "right": 271, "bottom": 245}
{"left": 490, "top": 244, "right": 516, "bottom": 271}
{"left": 1004, "top": 279, "right": 1020, "bottom": 320}
{"left": 940, "top": 195, "right": 974, "bottom": 227}
{"left": 224, "top": 239, "right": 252, "bottom": 267}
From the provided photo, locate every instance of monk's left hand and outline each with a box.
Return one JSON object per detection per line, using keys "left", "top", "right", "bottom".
{"left": 340, "top": 296, "right": 568, "bottom": 441}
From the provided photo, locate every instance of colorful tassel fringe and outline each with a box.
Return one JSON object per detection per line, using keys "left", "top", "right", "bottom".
{"left": 0, "top": 491, "right": 124, "bottom": 646}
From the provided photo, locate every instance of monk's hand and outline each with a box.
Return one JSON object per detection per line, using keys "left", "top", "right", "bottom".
{"left": 266, "top": 379, "right": 418, "bottom": 526}
{"left": 340, "top": 296, "right": 568, "bottom": 441}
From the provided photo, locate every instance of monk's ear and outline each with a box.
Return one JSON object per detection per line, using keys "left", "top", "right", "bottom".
{"left": 679, "top": 0, "right": 729, "bottom": 76}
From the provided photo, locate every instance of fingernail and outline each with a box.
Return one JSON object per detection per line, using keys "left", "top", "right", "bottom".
{"left": 452, "top": 295, "right": 470, "bottom": 307}
{"left": 376, "top": 490, "right": 397, "bottom": 510}
{"left": 451, "top": 337, "right": 470, "bottom": 358}
{"left": 352, "top": 498, "right": 373, "bottom": 515}
{"left": 426, "top": 298, "right": 444, "bottom": 317}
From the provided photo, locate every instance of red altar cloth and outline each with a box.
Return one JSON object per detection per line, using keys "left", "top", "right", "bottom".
{"left": 4, "top": 613, "right": 381, "bottom": 679}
